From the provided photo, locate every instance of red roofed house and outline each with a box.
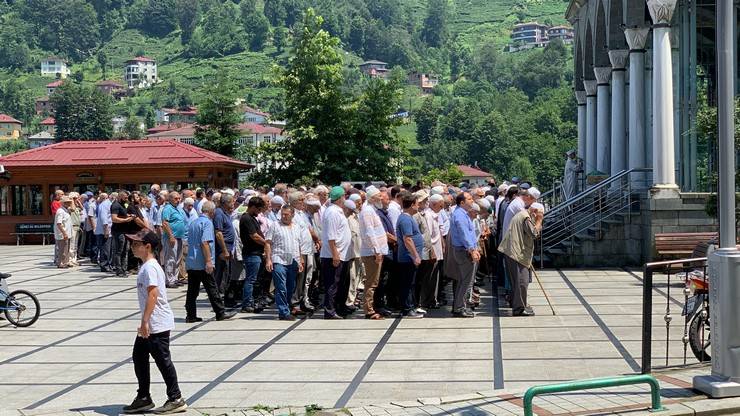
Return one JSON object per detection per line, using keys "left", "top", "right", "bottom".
{"left": 166, "top": 106, "right": 198, "bottom": 123}
{"left": 40, "top": 117, "right": 56, "bottom": 135}
{"left": 96, "top": 80, "right": 125, "bottom": 98}
{"left": 0, "top": 114, "right": 22, "bottom": 139}
{"left": 46, "top": 80, "right": 64, "bottom": 96}
{"left": 242, "top": 105, "right": 270, "bottom": 123}
{"left": 124, "top": 56, "right": 158, "bottom": 89}
{"left": 457, "top": 165, "right": 493, "bottom": 186}
{"left": 0, "top": 140, "right": 253, "bottom": 244}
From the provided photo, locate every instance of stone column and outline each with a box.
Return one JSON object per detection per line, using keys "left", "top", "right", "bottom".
{"left": 609, "top": 50, "right": 629, "bottom": 178}
{"left": 576, "top": 90, "right": 587, "bottom": 162}
{"left": 584, "top": 80, "right": 598, "bottom": 174}
{"left": 648, "top": 0, "right": 679, "bottom": 193}
{"left": 594, "top": 67, "right": 612, "bottom": 174}
{"left": 625, "top": 27, "right": 650, "bottom": 187}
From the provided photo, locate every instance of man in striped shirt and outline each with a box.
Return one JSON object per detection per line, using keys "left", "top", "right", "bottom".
{"left": 264, "top": 205, "right": 305, "bottom": 321}
{"left": 358, "top": 186, "right": 388, "bottom": 319}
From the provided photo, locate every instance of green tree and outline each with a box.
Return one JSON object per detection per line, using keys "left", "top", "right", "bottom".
{"left": 188, "top": 1, "right": 245, "bottom": 57}
{"left": 422, "top": 164, "right": 463, "bottom": 185}
{"left": 27, "top": 0, "right": 100, "bottom": 61}
{"left": 72, "top": 70, "right": 84, "bottom": 83}
{"left": 273, "top": 26, "right": 288, "bottom": 53}
{"left": 177, "top": 0, "right": 200, "bottom": 44}
{"left": 0, "top": 80, "right": 35, "bottom": 125}
{"left": 122, "top": 116, "right": 143, "bottom": 139}
{"left": 241, "top": 1, "right": 271, "bottom": 52}
{"left": 414, "top": 96, "right": 439, "bottom": 145}
{"left": 194, "top": 74, "right": 242, "bottom": 157}
{"left": 51, "top": 82, "right": 113, "bottom": 141}
{"left": 97, "top": 51, "right": 108, "bottom": 80}
{"left": 141, "top": 0, "right": 178, "bottom": 37}
{"left": 144, "top": 108, "right": 156, "bottom": 129}
{"left": 422, "top": 0, "right": 449, "bottom": 47}
{"left": 0, "top": 139, "right": 29, "bottom": 156}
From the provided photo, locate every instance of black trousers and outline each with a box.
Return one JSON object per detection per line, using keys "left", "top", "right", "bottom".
{"left": 132, "top": 331, "right": 181, "bottom": 401}
{"left": 416, "top": 259, "right": 438, "bottom": 308}
{"left": 396, "top": 261, "right": 418, "bottom": 313}
{"left": 374, "top": 257, "right": 394, "bottom": 310}
{"left": 321, "top": 258, "right": 348, "bottom": 317}
{"left": 185, "top": 269, "right": 226, "bottom": 318}
{"left": 215, "top": 256, "right": 231, "bottom": 295}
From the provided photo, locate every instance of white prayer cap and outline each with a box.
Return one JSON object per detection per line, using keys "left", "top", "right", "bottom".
{"left": 485, "top": 195, "right": 496, "bottom": 203}
{"left": 366, "top": 186, "right": 380, "bottom": 199}
{"left": 566, "top": 149, "right": 576, "bottom": 156}
{"left": 306, "top": 198, "right": 321, "bottom": 207}
{"left": 477, "top": 198, "right": 491, "bottom": 210}
{"left": 314, "top": 185, "right": 329, "bottom": 194}
{"left": 271, "top": 195, "right": 286, "bottom": 206}
{"left": 430, "top": 186, "right": 445, "bottom": 195}
{"left": 243, "top": 189, "right": 256, "bottom": 197}
{"left": 528, "top": 187, "right": 541, "bottom": 200}
{"left": 429, "top": 194, "right": 444, "bottom": 203}
{"left": 344, "top": 200, "right": 357, "bottom": 211}
{"left": 349, "top": 194, "right": 362, "bottom": 202}
{"left": 471, "top": 203, "right": 480, "bottom": 212}
{"left": 183, "top": 197, "right": 195, "bottom": 206}
{"left": 531, "top": 202, "right": 545, "bottom": 212}
{"left": 267, "top": 191, "right": 274, "bottom": 198}
{"left": 221, "top": 189, "right": 235, "bottom": 196}
{"left": 498, "top": 184, "right": 508, "bottom": 193}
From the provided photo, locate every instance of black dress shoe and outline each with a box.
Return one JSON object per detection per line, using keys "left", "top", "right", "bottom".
{"left": 185, "top": 317, "right": 203, "bottom": 323}
{"left": 324, "top": 313, "right": 343, "bottom": 319}
{"left": 216, "top": 311, "right": 237, "bottom": 321}
{"left": 452, "top": 310, "right": 475, "bottom": 318}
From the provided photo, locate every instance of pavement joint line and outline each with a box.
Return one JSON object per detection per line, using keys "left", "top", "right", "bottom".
{"left": 334, "top": 317, "right": 402, "bottom": 408}
{"left": 556, "top": 268, "right": 641, "bottom": 372}
{"left": 490, "top": 281, "right": 504, "bottom": 391}
{"left": 5, "top": 268, "right": 77, "bottom": 285}
{"left": 23, "top": 313, "right": 211, "bottom": 410}
{"left": 622, "top": 267, "right": 685, "bottom": 308}
{"left": 186, "top": 318, "right": 306, "bottom": 406}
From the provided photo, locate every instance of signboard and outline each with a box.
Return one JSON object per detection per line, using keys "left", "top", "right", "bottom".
{"left": 15, "top": 223, "right": 53, "bottom": 234}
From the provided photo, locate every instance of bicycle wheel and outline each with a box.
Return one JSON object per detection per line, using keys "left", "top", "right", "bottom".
{"left": 4, "top": 290, "right": 40, "bottom": 327}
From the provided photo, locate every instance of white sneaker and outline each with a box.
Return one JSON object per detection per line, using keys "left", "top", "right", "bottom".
{"left": 415, "top": 307, "right": 427, "bottom": 314}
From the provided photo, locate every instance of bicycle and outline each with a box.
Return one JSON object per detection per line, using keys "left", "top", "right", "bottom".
{"left": 0, "top": 272, "right": 40, "bottom": 327}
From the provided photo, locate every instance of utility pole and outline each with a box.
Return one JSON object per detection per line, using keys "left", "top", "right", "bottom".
{"left": 693, "top": 0, "right": 740, "bottom": 397}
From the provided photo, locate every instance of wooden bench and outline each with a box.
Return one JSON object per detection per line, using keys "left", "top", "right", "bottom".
{"left": 12, "top": 224, "right": 54, "bottom": 246}
{"left": 655, "top": 232, "right": 718, "bottom": 258}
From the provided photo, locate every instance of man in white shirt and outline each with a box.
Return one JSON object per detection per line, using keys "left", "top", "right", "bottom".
{"left": 320, "top": 186, "right": 352, "bottom": 319}
{"left": 84, "top": 192, "right": 97, "bottom": 262}
{"left": 415, "top": 192, "right": 444, "bottom": 309}
{"left": 264, "top": 205, "right": 304, "bottom": 321}
{"left": 358, "top": 186, "right": 388, "bottom": 319}
{"left": 54, "top": 197, "right": 73, "bottom": 268}
{"left": 387, "top": 186, "right": 403, "bottom": 230}
{"left": 289, "top": 191, "right": 318, "bottom": 313}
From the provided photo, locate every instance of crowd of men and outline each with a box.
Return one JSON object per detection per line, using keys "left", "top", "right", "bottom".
{"left": 50, "top": 178, "right": 545, "bottom": 320}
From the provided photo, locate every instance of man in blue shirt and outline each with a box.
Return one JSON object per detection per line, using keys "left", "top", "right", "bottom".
{"left": 445, "top": 191, "right": 480, "bottom": 318}
{"left": 213, "top": 193, "right": 236, "bottom": 294}
{"left": 395, "top": 192, "right": 424, "bottom": 319}
{"left": 161, "top": 192, "right": 186, "bottom": 288}
{"left": 184, "top": 201, "right": 235, "bottom": 323}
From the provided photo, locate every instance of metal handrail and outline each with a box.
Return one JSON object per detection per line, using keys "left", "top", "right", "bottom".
{"left": 544, "top": 168, "right": 652, "bottom": 219}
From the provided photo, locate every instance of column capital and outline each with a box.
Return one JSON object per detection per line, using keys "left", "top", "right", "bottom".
{"left": 583, "top": 80, "right": 597, "bottom": 96}
{"left": 624, "top": 27, "right": 650, "bottom": 51}
{"left": 594, "top": 67, "right": 612, "bottom": 85}
{"left": 647, "top": 0, "right": 677, "bottom": 25}
{"left": 608, "top": 50, "right": 630, "bottom": 70}
{"left": 575, "top": 90, "right": 586, "bottom": 105}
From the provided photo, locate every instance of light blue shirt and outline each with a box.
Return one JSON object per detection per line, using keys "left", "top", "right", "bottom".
{"left": 94, "top": 199, "right": 112, "bottom": 235}
{"left": 186, "top": 215, "right": 215, "bottom": 270}
{"left": 450, "top": 206, "right": 476, "bottom": 250}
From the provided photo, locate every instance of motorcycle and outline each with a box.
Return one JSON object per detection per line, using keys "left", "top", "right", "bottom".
{"left": 683, "top": 271, "right": 710, "bottom": 362}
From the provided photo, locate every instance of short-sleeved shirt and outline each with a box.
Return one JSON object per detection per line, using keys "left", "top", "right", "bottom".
{"left": 240, "top": 212, "right": 264, "bottom": 257}
{"left": 84, "top": 200, "right": 97, "bottom": 232}
{"left": 320, "top": 203, "right": 352, "bottom": 261}
{"left": 186, "top": 215, "right": 215, "bottom": 270}
{"left": 396, "top": 212, "right": 423, "bottom": 263}
{"left": 95, "top": 199, "right": 112, "bottom": 235}
{"left": 213, "top": 208, "right": 235, "bottom": 253}
{"left": 161, "top": 203, "right": 186, "bottom": 239}
{"left": 127, "top": 204, "right": 142, "bottom": 233}
{"left": 110, "top": 201, "right": 128, "bottom": 233}
{"left": 136, "top": 258, "right": 175, "bottom": 334}
{"left": 54, "top": 207, "right": 72, "bottom": 240}
{"left": 265, "top": 221, "right": 302, "bottom": 266}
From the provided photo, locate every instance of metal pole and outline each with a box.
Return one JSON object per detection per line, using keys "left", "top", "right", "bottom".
{"left": 717, "top": 0, "right": 735, "bottom": 248}
{"left": 642, "top": 266, "right": 653, "bottom": 374}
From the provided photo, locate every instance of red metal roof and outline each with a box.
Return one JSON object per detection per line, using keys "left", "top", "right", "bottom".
{"left": 237, "top": 123, "right": 282, "bottom": 134}
{"left": 40, "top": 117, "right": 55, "bottom": 125}
{"left": 0, "top": 140, "right": 252, "bottom": 169}
{"left": 0, "top": 114, "right": 22, "bottom": 124}
{"left": 46, "top": 80, "right": 64, "bottom": 88}
{"left": 126, "top": 56, "right": 155, "bottom": 63}
{"left": 457, "top": 165, "right": 492, "bottom": 178}
{"left": 242, "top": 105, "right": 271, "bottom": 117}
{"left": 147, "top": 123, "right": 193, "bottom": 134}
{"left": 146, "top": 123, "right": 282, "bottom": 139}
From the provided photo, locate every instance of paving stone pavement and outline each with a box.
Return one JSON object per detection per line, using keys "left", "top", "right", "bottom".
{"left": 0, "top": 246, "right": 718, "bottom": 415}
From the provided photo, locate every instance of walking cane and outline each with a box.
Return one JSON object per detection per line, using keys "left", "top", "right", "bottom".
{"left": 529, "top": 265, "right": 556, "bottom": 316}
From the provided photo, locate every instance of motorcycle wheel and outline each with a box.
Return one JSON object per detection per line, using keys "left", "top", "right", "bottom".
{"left": 689, "top": 310, "right": 711, "bottom": 362}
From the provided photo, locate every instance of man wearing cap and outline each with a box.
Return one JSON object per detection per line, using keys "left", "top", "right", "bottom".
{"left": 54, "top": 196, "right": 73, "bottom": 268}
{"left": 320, "top": 186, "right": 352, "bottom": 319}
{"left": 264, "top": 205, "right": 304, "bottom": 321}
{"left": 111, "top": 190, "right": 136, "bottom": 277}
{"left": 358, "top": 186, "right": 388, "bottom": 319}
{"left": 395, "top": 191, "right": 424, "bottom": 318}
{"left": 214, "top": 193, "right": 236, "bottom": 294}
{"left": 498, "top": 202, "right": 544, "bottom": 316}
{"left": 268, "top": 195, "right": 285, "bottom": 222}
{"left": 161, "top": 192, "right": 185, "bottom": 286}
{"left": 446, "top": 192, "right": 479, "bottom": 318}
{"left": 84, "top": 191, "right": 98, "bottom": 263}
{"left": 289, "top": 191, "right": 317, "bottom": 313}
{"left": 68, "top": 192, "right": 82, "bottom": 267}
{"left": 426, "top": 193, "right": 445, "bottom": 308}
{"left": 343, "top": 198, "right": 363, "bottom": 313}
{"left": 563, "top": 150, "right": 581, "bottom": 200}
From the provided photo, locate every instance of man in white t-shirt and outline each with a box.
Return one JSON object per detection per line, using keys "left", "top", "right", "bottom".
{"left": 320, "top": 186, "right": 352, "bottom": 319}
{"left": 123, "top": 229, "right": 187, "bottom": 414}
{"left": 54, "top": 197, "right": 73, "bottom": 268}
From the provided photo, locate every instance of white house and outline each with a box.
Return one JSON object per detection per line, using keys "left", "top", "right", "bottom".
{"left": 124, "top": 56, "right": 158, "bottom": 89}
{"left": 40, "top": 57, "right": 71, "bottom": 78}
{"left": 242, "top": 106, "right": 271, "bottom": 124}
{"left": 27, "top": 131, "right": 55, "bottom": 149}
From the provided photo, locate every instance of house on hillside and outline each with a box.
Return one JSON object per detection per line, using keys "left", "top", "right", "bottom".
{"left": 0, "top": 114, "right": 22, "bottom": 140}
{"left": 124, "top": 56, "right": 158, "bottom": 89}
{"left": 40, "top": 117, "right": 56, "bottom": 136}
{"left": 546, "top": 26, "right": 574, "bottom": 44}
{"left": 408, "top": 71, "right": 439, "bottom": 94}
{"left": 507, "top": 22, "right": 573, "bottom": 52}
{"left": 35, "top": 96, "right": 53, "bottom": 116}
{"left": 359, "top": 60, "right": 389, "bottom": 79}
{"left": 96, "top": 80, "right": 126, "bottom": 99}
{"left": 242, "top": 105, "right": 270, "bottom": 124}
{"left": 46, "top": 80, "right": 63, "bottom": 96}
{"left": 166, "top": 107, "right": 198, "bottom": 123}
{"left": 40, "top": 57, "right": 71, "bottom": 79}
{"left": 457, "top": 165, "right": 493, "bottom": 186}
{"left": 27, "top": 131, "right": 55, "bottom": 149}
